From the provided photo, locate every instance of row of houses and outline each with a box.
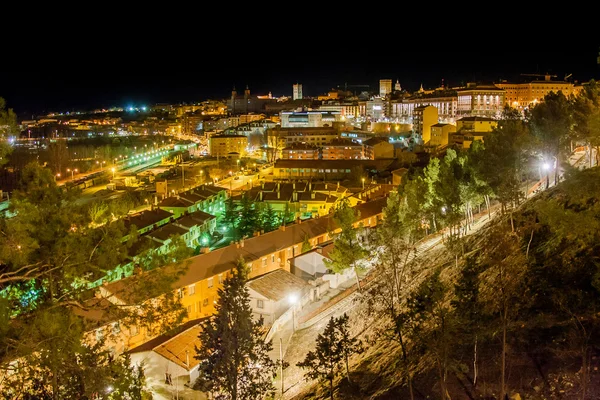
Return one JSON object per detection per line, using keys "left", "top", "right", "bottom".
{"left": 75, "top": 196, "right": 389, "bottom": 360}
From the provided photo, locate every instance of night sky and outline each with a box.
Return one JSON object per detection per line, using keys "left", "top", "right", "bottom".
{"left": 2, "top": 37, "right": 598, "bottom": 119}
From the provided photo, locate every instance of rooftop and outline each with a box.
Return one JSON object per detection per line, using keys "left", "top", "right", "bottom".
{"left": 246, "top": 269, "right": 310, "bottom": 302}
{"left": 122, "top": 208, "right": 173, "bottom": 232}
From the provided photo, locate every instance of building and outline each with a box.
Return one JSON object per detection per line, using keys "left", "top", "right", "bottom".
{"left": 209, "top": 134, "right": 248, "bottom": 158}
{"left": 429, "top": 123, "right": 456, "bottom": 148}
{"left": 451, "top": 116, "right": 498, "bottom": 149}
{"left": 380, "top": 79, "right": 393, "bottom": 97}
{"left": 246, "top": 269, "right": 311, "bottom": 325}
{"left": 158, "top": 185, "right": 227, "bottom": 217}
{"left": 231, "top": 181, "right": 347, "bottom": 220}
{"left": 83, "top": 198, "right": 389, "bottom": 353}
{"left": 363, "top": 137, "right": 394, "bottom": 159}
{"left": 267, "top": 126, "right": 339, "bottom": 158}
{"left": 273, "top": 159, "right": 398, "bottom": 181}
{"left": 321, "top": 138, "right": 364, "bottom": 160}
{"left": 281, "top": 142, "right": 320, "bottom": 160}
{"left": 227, "top": 86, "right": 277, "bottom": 115}
{"left": 121, "top": 208, "right": 174, "bottom": 242}
{"left": 413, "top": 105, "right": 438, "bottom": 144}
{"left": 391, "top": 93, "right": 457, "bottom": 124}
{"left": 293, "top": 83, "right": 303, "bottom": 100}
{"left": 456, "top": 83, "right": 505, "bottom": 119}
{"left": 280, "top": 110, "right": 341, "bottom": 128}
{"left": 365, "top": 98, "right": 385, "bottom": 120}
{"left": 495, "top": 74, "right": 579, "bottom": 110}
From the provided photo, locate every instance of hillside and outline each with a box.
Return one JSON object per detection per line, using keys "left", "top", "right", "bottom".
{"left": 286, "top": 167, "right": 600, "bottom": 400}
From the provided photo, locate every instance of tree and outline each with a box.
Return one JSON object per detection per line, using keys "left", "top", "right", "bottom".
{"left": 324, "top": 198, "right": 366, "bottom": 291}
{"left": 194, "top": 257, "right": 278, "bottom": 400}
{"left": 334, "top": 313, "right": 363, "bottom": 384}
{"left": 257, "top": 203, "right": 279, "bottom": 233}
{"left": 570, "top": 79, "right": 600, "bottom": 168}
{"left": 297, "top": 315, "right": 344, "bottom": 399}
{"left": 301, "top": 233, "right": 312, "bottom": 253}
{"left": 221, "top": 197, "right": 239, "bottom": 241}
{"left": 238, "top": 192, "right": 258, "bottom": 238}
{"left": 529, "top": 91, "right": 572, "bottom": 187}
{"left": 0, "top": 97, "right": 17, "bottom": 167}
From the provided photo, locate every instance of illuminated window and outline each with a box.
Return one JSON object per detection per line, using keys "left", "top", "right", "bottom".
{"left": 257, "top": 299, "right": 264, "bottom": 309}
{"left": 188, "top": 284, "right": 196, "bottom": 295}
{"left": 218, "top": 273, "right": 223, "bottom": 284}
{"left": 262, "top": 258, "right": 267, "bottom": 267}
{"left": 203, "top": 298, "right": 209, "bottom": 307}
{"left": 208, "top": 278, "right": 214, "bottom": 288}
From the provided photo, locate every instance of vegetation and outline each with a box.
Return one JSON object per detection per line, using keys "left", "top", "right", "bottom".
{"left": 194, "top": 257, "right": 279, "bottom": 400}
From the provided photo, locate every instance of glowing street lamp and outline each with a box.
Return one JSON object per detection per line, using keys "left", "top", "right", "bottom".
{"left": 67, "top": 168, "right": 78, "bottom": 181}
{"left": 288, "top": 293, "right": 299, "bottom": 331}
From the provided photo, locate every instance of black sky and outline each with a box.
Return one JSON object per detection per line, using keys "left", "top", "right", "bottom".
{"left": 2, "top": 30, "right": 598, "bottom": 118}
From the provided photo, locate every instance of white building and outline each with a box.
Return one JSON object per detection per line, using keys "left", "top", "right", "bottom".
{"left": 293, "top": 83, "right": 303, "bottom": 100}
{"left": 246, "top": 269, "right": 311, "bottom": 325}
{"left": 280, "top": 110, "right": 341, "bottom": 128}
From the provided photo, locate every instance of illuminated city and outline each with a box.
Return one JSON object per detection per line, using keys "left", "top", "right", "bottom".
{"left": 0, "top": 44, "right": 599, "bottom": 399}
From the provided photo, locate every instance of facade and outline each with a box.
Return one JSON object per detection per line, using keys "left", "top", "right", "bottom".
{"left": 84, "top": 198, "right": 388, "bottom": 353}
{"left": 273, "top": 159, "right": 398, "bottom": 181}
{"left": 280, "top": 110, "right": 341, "bottom": 128}
{"left": 267, "top": 126, "right": 339, "bottom": 150}
{"left": 496, "top": 75, "right": 579, "bottom": 110}
{"left": 121, "top": 208, "right": 174, "bottom": 242}
{"left": 209, "top": 134, "right": 248, "bottom": 158}
{"left": 158, "top": 184, "right": 227, "bottom": 217}
{"left": 231, "top": 181, "right": 347, "bottom": 219}
{"left": 321, "top": 138, "right": 364, "bottom": 160}
{"left": 293, "top": 83, "right": 303, "bottom": 100}
{"left": 365, "top": 98, "right": 385, "bottom": 120}
{"left": 281, "top": 142, "right": 320, "bottom": 160}
{"left": 391, "top": 94, "right": 457, "bottom": 123}
{"left": 318, "top": 102, "right": 361, "bottom": 119}
{"left": 456, "top": 83, "right": 505, "bottom": 119}
{"left": 452, "top": 116, "right": 498, "bottom": 149}
{"left": 412, "top": 105, "right": 438, "bottom": 144}
{"left": 429, "top": 123, "right": 456, "bottom": 148}
{"left": 379, "top": 79, "right": 393, "bottom": 97}
{"left": 363, "top": 137, "right": 394, "bottom": 159}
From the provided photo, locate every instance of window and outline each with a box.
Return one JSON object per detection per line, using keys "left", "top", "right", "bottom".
{"left": 207, "top": 277, "right": 214, "bottom": 288}
{"left": 203, "top": 298, "right": 209, "bottom": 307}
{"left": 271, "top": 254, "right": 275, "bottom": 263}
{"left": 178, "top": 288, "right": 184, "bottom": 299}
{"left": 188, "top": 284, "right": 196, "bottom": 295}
{"left": 262, "top": 258, "right": 267, "bottom": 267}
{"left": 218, "top": 273, "right": 223, "bottom": 284}
{"left": 187, "top": 305, "right": 192, "bottom": 314}
{"left": 130, "top": 325, "right": 139, "bottom": 336}
{"left": 257, "top": 299, "right": 264, "bottom": 309}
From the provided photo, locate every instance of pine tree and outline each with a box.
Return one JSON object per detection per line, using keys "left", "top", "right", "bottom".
{"left": 194, "top": 257, "right": 278, "bottom": 400}
{"left": 334, "top": 313, "right": 363, "bottom": 384}
{"left": 301, "top": 234, "right": 312, "bottom": 253}
{"left": 221, "top": 196, "right": 239, "bottom": 241}
{"left": 297, "top": 316, "right": 343, "bottom": 400}
{"left": 238, "top": 192, "right": 257, "bottom": 238}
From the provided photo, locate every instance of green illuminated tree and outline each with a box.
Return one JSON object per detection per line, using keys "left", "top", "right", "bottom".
{"left": 0, "top": 162, "right": 187, "bottom": 398}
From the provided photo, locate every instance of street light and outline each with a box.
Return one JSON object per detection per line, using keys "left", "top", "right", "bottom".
{"left": 288, "top": 293, "right": 298, "bottom": 332}
{"left": 67, "top": 168, "right": 78, "bottom": 181}
{"left": 55, "top": 173, "right": 61, "bottom": 181}
{"left": 111, "top": 167, "right": 116, "bottom": 180}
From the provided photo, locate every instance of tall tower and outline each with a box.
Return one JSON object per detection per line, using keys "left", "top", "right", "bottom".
{"left": 230, "top": 86, "right": 237, "bottom": 115}
{"left": 293, "top": 83, "right": 303, "bottom": 100}
{"left": 244, "top": 85, "right": 250, "bottom": 114}
{"left": 379, "top": 79, "right": 392, "bottom": 97}
{"left": 394, "top": 80, "right": 401, "bottom": 91}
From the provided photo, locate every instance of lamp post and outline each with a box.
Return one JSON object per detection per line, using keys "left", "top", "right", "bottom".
{"left": 55, "top": 173, "right": 61, "bottom": 182}
{"left": 111, "top": 167, "right": 116, "bottom": 180}
{"left": 288, "top": 293, "right": 298, "bottom": 332}
{"left": 67, "top": 168, "right": 78, "bottom": 181}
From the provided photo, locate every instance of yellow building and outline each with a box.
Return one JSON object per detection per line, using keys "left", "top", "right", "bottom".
{"left": 452, "top": 116, "right": 498, "bottom": 149}
{"left": 496, "top": 75, "right": 579, "bottom": 110}
{"left": 81, "top": 198, "right": 389, "bottom": 353}
{"left": 456, "top": 83, "right": 505, "bottom": 119}
{"left": 429, "top": 123, "right": 456, "bottom": 148}
{"left": 413, "top": 105, "right": 438, "bottom": 144}
{"left": 209, "top": 134, "right": 248, "bottom": 158}
{"left": 363, "top": 137, "right": 394, "bottom": 159}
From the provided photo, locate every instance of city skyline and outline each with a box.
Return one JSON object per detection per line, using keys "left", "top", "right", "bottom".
{"left": 2, "top": 44, "right": 599, "bottom": 117}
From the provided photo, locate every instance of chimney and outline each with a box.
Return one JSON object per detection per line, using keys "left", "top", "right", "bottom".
{"left": 201, "top": 246, "right": 210, "bottom": 254}
{"left": 277, "top": 182, "right": 280, "bottom": 191}
{"left": 260, "top": 191, "right": 263, "bottom": 201}
{"left": 261, "top": 182, "right": 265, "bottom": 189}
{"left": 235, "top": 241, "right": 240, "bottom": 248}
{"left": 277, "top": 191, "right": 280, "bottom": 199}
{"left": 293, "top": 182, "right": 296, "bottom": 190}
{"left": 293, "top": 192, "right": 298, "bottom": 202}
{"left": 240, "top": 239, "right": 244, "bottom": 248}
{"left": 280, "top": 224, "right": 286, "bottom": 231}
{"left": 309, "top": 181, "right": 312, "bottom": 191}
{"left": 311, "top": 192, "right": 315, "bottom": 199}
{"left": 337, "top": 181, "right": 340, "bottom": 189}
